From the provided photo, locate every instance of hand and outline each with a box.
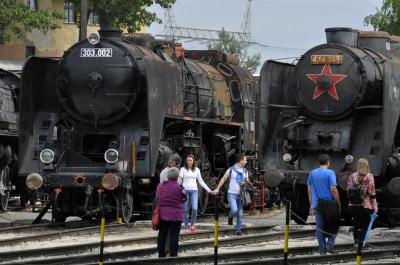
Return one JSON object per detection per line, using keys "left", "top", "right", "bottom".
{"left": 309, "top": 207, "right": 315, "bottom": 216}
{"left": 213, "top": 188, "right": 219, "bottom": 195}
{"left": 374, "top": 207, "right": 378, "bottom": 214}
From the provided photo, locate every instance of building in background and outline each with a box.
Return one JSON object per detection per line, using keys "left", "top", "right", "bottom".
{"left": 0, "top": 0, "right": 143, "bottom": 70}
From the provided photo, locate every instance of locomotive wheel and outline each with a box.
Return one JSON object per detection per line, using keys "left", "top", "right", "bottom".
{"left": 198, "top": 186, "right": 209, "bottom": 215}
{"left": 0, "top": 167, "right": 10, "bottom": 211}
{"left": 121, "top": 187, "right": 133, "bottom": 224}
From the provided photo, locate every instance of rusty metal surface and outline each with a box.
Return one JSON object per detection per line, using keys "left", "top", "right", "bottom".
{"left": 196, "top": 61, "right": 232, "bottom": 119}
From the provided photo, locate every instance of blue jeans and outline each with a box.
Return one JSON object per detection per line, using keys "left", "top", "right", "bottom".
{"left": 184, "top": 190, "right": 198, "bottom": 228}
{"left": 228, "top": 193, "right": 243, "bottom": 233}
{"left": 315, "top": 209, "right": 336, "bottom": 254}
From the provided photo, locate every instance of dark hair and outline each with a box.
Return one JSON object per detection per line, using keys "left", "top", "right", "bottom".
{"left": 318, "top": 154, "right": 330, "bottom": 165}
{"left": 184, "top": 154, "right": 197, "bottom": 172}
{"left": 236, "top": 154, "right": 246, "bottom": 163}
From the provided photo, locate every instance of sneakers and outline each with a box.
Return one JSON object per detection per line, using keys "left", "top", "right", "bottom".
{"left": 235, "top": 231, "right": 242, "bottom": 236}
{"left": 185, "top": 228, "right": 190, "bottom": 233}
{"left": 190, "top": 225, "right": 196, "bottom": 233}
{"left": 228, "top": 217, "right": 233, "bottom": 225}
{"left": 326, "top": 248, "right": 337, "bottom": 254}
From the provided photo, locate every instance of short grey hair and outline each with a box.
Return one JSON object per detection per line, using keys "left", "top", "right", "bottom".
{"left": 167, "top": 167, "right": 179, "bottom": 181}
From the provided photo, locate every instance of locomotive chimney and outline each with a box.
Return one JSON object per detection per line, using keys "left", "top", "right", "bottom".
{"left": 325, "top": 27, "right": 359, "bottom": 47}
{"left": 98, "top": 13, "right": 122, "bottom": 38}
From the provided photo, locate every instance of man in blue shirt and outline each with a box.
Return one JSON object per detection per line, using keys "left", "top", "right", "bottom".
{"left": 307, "top": 154, "right": 340, "bottom": 255}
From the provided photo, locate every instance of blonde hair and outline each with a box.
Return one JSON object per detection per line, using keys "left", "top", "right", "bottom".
{"left": 357, "top": 158, "right": 369, "bottom": 176}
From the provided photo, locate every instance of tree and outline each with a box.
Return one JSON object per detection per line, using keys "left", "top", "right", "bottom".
{"left": 364, "top": 0, "right": 400, "bottom": 35}
{"left": 208, "top": 29, "right": 261, "bottom": 74}
{"left": 0, "top": 0, "right": 61, "bottom": 42}
{"left": 69, "top": 0, "right": 176, "bottom": 32}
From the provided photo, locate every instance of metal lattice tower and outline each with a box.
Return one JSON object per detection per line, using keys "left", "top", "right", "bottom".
{"left": 159, "top": 1, "right": 254, "bottom": 44}
{"left": 240, "top": 0, "right": 253, "bottom": 41}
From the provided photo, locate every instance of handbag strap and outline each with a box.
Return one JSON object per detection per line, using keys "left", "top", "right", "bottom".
{"left": 310, "top": 172, "right": 320, "bottom": 200}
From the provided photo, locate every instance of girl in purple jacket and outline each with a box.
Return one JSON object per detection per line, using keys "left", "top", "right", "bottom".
{"left": 156, "top": 167, "right": 186, "bottom": 257}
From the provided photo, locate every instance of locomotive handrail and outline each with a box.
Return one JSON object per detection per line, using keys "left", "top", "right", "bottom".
{"left": 355, "top": 105, "right": 383, "bottom": 110}
{"left": 259, "top": 103, "right": 301, "bottom": 109}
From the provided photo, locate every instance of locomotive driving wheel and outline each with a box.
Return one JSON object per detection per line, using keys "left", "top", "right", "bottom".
{"left": 0, "top": 167, "right": 10, "bottom": 211}
{"left": 121, "top": 185, "right": 133, "bottom": 224}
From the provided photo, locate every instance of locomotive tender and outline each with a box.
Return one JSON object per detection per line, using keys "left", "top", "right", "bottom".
{"left": 19, "top": 28, "right": 256, "bottom": 222}
{"left": 257, "top": 28, "right": 400, "bottom": 226}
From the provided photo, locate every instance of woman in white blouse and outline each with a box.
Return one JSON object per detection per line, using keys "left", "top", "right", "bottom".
{"left": 179, "top": 154, "right": 212, "bottom": 232}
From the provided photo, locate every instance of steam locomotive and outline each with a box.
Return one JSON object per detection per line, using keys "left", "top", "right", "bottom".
{"left": 257, "top": 28, "right": 400, "bottom": 226}
{"left": 19, "top": 29, "right": 256, "bottom": 222}
{"left": 0, "top": 68, "right": 19, "bottom": 211}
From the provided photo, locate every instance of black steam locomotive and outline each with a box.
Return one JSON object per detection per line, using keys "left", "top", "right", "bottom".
{"left": 0, "top": 68, "right": 19, "bottom": 211}
{"left": 257, "top": 28, "right": 400, "bottom": 226}
{"left": 19, "top": 29, "right": 256, "bottom": 222}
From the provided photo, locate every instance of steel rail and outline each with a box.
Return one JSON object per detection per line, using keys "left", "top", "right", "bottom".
{"left": 0, "top": 223, "right": 137, "bottom": 245}
{"left": 84, "top": 242, "right": 400, "bottom": 265}
{"left": 0, "top": 225, "right": 303, "bottom": 264}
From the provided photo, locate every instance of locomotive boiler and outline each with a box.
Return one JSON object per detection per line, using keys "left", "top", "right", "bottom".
{"left": 0, "top": 68, "right": 19, "bottom": 211}
{"left": 19, "top": 28, "right": 256, "bottom": 222}
{"left": 257, "top": 28, "right": 400, "bottom": 226}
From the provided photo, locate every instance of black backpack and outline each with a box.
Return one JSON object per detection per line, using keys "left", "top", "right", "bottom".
{"left": 348, "top": 174, "right": 365, "bottom": 205}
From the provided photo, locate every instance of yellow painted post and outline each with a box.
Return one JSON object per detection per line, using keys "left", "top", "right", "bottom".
{"left": 283, "top": 200, "right": 290, "bottom": 265}
{"left": 99, "top": 216, "right": 105, "bottom": 265}
{"left": 98, "top": 188, "right": 105, "bottom": 265}
{"left": 214, "top": 196, "right": 219, "bottom": 265}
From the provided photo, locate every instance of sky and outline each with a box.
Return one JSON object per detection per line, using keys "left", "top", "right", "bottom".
{"left": 146, "top": 0, "right": 383, "bottom": 74}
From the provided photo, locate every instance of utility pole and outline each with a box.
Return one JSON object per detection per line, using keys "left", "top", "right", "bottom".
{"left": 79, "top": 0, "right": 88, "bottom": 41}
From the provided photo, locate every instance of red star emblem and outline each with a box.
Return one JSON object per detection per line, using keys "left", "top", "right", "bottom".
{"left": 306, "top": 64, "right": 347, "bottom": 100}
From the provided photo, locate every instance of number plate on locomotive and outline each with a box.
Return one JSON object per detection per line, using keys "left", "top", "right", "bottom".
{"left": 310, "top": 55, "right": 343, "bottom": 64}
{"left": 80, "top": 48, "right": 112, "bottom": 57}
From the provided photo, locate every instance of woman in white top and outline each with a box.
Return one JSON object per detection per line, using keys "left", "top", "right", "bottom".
{"left": 179, "top": 154, "right": 212, "bottom": 232}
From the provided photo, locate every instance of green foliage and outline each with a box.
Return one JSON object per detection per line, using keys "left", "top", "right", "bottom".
{"left": 208, "top": 29, "right": 261, "bottom": 74}
{"left": 69, "top": 0, "right": 176, "bottom": 32}
{"left": 0, "top": 0, "right": 62, "bottom": 42}
{"left": 364, "top": 0, "right": 400, "bottom": 35}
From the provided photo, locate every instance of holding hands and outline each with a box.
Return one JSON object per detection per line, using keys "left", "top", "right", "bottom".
{"left": 209, "top": 188, "right": 219, "bottom": 196}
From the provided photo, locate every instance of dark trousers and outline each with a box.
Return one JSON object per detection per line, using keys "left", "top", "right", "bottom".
{"left": 157, "top": 220, "right": 182, "bottom": 258}
{"left": 350, "top": 206, "right": 374, "bottom": 244}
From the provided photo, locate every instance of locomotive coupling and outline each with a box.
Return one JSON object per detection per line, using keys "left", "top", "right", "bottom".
{"left": 101, "top": 173, "right": 119, "bottom": 190}
{"left": 26, "top": 173, "right": 43, "bottom": 190}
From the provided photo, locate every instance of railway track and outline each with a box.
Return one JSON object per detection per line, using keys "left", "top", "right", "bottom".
{"left": 0, "top": 225, "right": 295, "bottom": 264}
{"left": 0, "top": 223, "right": 137, "bottom": 245}
{"left": 2, "top": 223, "right": 397, "bottom": 265}
{"left": 82, "top": 241, "right": 400, "bottom": 265}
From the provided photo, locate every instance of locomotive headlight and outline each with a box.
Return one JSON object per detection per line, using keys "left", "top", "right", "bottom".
{"left": 104, "top": 149, "right": 119, "bottom": 164}
{"left": 26, "top": 173, "right": 43, "bottom": 190}
{"left": 283, "top": 153, "right": 292, "bottom": 162}
{"left": 102, "top": 173, "right": 119, "bottom": 190}
{"left": 40, "top": 149, "right": 55, "bottom": 164}
{"left": 88, "top": 32, "right": 100, "bottom": 45}
{"left": 345, "top": 155, "right": 354, "bottom": 164}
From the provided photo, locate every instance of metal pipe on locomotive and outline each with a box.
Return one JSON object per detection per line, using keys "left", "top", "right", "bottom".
{"left": 18, "top": 26, "right": 256, "bottom": 222}
{"left": 257, "top": 27, "right": 400, "bottom": 226}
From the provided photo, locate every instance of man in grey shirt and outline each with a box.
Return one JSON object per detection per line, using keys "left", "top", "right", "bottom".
{"left": 160, "top": 154, "right": 182, "bottom": 184}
